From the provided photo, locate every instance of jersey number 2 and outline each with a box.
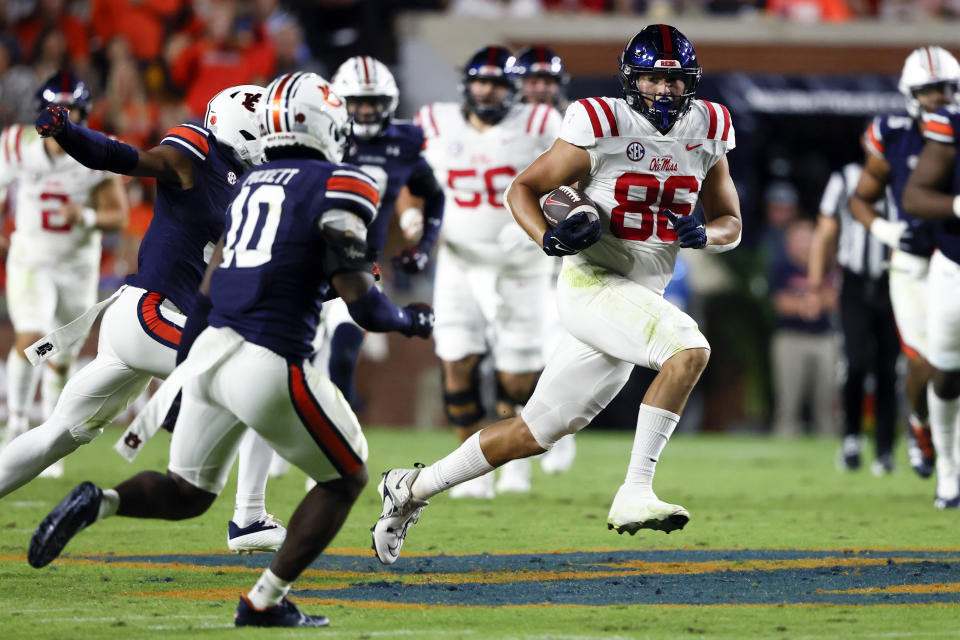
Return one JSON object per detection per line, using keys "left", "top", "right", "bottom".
{"left": 610, "top": 173, "right": 699, "bottom": 241}
{"left": 222, "top": 185, "right": 284, "bottom": 268}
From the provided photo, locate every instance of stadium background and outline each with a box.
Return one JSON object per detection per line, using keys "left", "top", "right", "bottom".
{"left": 0, "top": 0, "right": 955, "bottom": 437}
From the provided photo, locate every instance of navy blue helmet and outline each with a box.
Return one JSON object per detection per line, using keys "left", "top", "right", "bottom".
{"left": 619, "top": 25, "right": 701, "bottom": 133}
{"left": 37, "top": 70, "right": 91, "bottom": 122}
{"left": 462, "top": 45, "right": 515, "bottom": 124}
{"left": 507, "top": 46, "right": 568, "bottom": 107}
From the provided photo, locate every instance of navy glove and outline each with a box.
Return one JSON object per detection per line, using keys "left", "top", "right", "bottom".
{"left": 402, "top": 303, "right": 434, "bottom": 339}
{"left": 542, "top": 212, "right": 603, "bottom": 257}
{"left": 36, "top": 104, "right": 69, "bottom": 138}
{"left": 663, "top": 209, "right": 706, "bottom": 249}
{"left": 392, "top": 246, "right": 430, "bottom": 274}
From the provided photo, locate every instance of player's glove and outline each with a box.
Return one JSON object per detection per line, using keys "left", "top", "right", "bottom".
{"left": 36, "top": 105, "right": 69, "bottom": 138}
{"left": 392, "top": 246, "right": 430, "bottom": 274}
{"left": 663, "top": 209, "right": 707, "bottom": 249}
{"left": 542, "top": 212, "right": 603, "bottom": 257}
{"left": 402, "top": 303, "right": 434, "bottom": 339}
{"left": 869, "top": 217, "right": 910, "bottom": 249}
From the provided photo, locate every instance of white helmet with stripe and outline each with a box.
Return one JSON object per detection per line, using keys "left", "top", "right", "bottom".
{"left": 331, "top": 56, "right": 399, "bottom": 140}
{"left": 260, "top": 72, "right": 350, "bottom": 163}
{"left": 204, "top": 84, "right": 266, "bottom": 168}
{"left": 899, "top": 46, "right": 960, "bottom": 118}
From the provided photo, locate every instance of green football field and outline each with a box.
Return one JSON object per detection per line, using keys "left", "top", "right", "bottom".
{"left": 1, "top": 426, "right": 958, "bottom": 639}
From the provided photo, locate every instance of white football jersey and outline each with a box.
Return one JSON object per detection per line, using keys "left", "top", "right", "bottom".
{"left": 418, "top": 102, "right": 561, "bottom": 268}
{"left": 0, "top": 124, "right": 108, "bottom": 268}
{"left": 560, "top": 97, "right": 735, "bottom": 294}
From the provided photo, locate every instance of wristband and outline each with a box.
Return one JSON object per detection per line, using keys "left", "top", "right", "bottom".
{"left": 80, "top": 207, "right": 97, "bottom": 228}
{"left": 953, "top": 195, "right": 960, "bottom": 219}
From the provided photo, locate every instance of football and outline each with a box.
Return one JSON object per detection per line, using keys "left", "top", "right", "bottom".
{"left": 542, "top": 186, "right": 600, "bottom": 229}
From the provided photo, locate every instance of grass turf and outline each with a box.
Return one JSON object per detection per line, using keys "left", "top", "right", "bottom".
{"left": 0, "top": 426, "right": 957, "bottom": 639}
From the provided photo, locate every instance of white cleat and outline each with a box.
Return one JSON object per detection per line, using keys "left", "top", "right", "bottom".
{"left": 372, "top": 467, "right": 428, "bottom": 565}
{"left": 606, "top": 483, "right": 689, "bottom": 535}
{"left": 495, "top": 458, "right": 531, "bottom": 494}
{"left": 540, "top": 435, "right": 576, "bottom": 474}
{"left": 227, "top": 514, "right": 286, "bottom": 554}
{"left": 38, "top": 459, "right": 64, "bottom": 479}
{"left": 448, "top": 472, "right": 495, "bottom": 499}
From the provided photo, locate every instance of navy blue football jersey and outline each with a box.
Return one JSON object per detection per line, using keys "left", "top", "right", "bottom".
{"left": 921, "top": 106, "right": 960, "bottom": 264}
{"left": 207, "top": 158, "right": 380, "bottom": 360}
{"left": 865, "top": 115, "right": 936, "bottom": 257}
{"left": 346, "top": 121, "right": 433, "bottom": 251}
{"left": 125, "top": 123, "right": 243, "bottom": 315}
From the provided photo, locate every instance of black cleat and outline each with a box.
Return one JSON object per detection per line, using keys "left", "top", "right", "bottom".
{"left": 29, "top": 481, "right": 102, "bottom": 568}
{"left": 234, "top": 596, "right": 330, "bottom": 627}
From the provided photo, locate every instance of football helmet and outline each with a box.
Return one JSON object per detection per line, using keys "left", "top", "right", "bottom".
{"left": 507, "top": 45, "right": 568, "bottom": 106}
{"left": 619, "top": 24, "right": 701, "bottom": 133}
{"left": 204, "top": 84, "right": 265, "bottom": 168}
{"left": 260, "top": 72, "right": 350, "bottom": 163}
{"left": 36, "top": 70, "right": 91, "bottom": 122}
{"left": 332, "top": 56, "right": 399, "bottom": 140}
{"left": 461, "top": 45, "right": 515, "bottom": 124}
{"left": 898, "top": 46, "right": 960, "bottom": 119}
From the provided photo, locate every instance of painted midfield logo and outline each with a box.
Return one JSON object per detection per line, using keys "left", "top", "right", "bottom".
{"left": 626, "top": 141, "right": 645, "bottom": 162}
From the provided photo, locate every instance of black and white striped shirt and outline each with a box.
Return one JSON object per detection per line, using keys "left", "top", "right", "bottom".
{"left": 818, "top": 163, "right": 888, "bottom": 279}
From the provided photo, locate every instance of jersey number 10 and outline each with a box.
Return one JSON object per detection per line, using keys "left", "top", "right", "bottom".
{"left": 222, "top": 185, "right": 284, "bottom": 269}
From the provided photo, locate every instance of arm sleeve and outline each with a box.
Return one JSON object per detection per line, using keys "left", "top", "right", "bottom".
{"left": 52, "top": 120, "right": 140, "bottom": 174}
{"left": 818, "top": 171, "right": 844, "bottom": 218}
{"left": 405, "top": 158, "right": 444, "bottom": 251}
{"left": 345, "top": 286, "right": 413, "bottom": 334}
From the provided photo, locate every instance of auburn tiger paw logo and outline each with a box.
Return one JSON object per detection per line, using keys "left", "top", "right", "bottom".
{"left": 124, "top": 432, "right": 142, "bottom": 449}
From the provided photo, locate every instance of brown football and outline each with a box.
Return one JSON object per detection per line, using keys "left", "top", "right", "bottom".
{"left": 542, "top": 186, "right": 600, "bottom": 229}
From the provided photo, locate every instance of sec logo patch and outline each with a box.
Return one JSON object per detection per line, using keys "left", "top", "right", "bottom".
{"left": 626, "top": 141, "right": 645, "bottom": 162}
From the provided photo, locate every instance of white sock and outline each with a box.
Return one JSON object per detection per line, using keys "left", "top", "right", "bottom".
{"left": 234, "top": 430, "right": 271, "bottom": 527}
{"left": 41, "top": 364, "right": 70, "bottom": 419}
{"left": 928, "top": 385, "right": 960, "bottom": 498}
{"left": 246, "top": 568, "right": 291, "bottom": 610}
{"left": 0, "top": 418, "right": 80, "bottom": 499}
{"left": 6, "top": 348, "right": 41, "bottom": 423}
{"left": 623, "top": 404, "right": 680, "bottom": 491}
{"left": 412, "top": 431, "right": 494, "bottom": 500}
{"left": 98, "top": 488, "right": 119, "bottom": 520}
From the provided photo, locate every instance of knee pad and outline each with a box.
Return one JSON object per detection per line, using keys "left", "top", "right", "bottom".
{"left": 442, "top": 362, "right": 485, "bottom": 427}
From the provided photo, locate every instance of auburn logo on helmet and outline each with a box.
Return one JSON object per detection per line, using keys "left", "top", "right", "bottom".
{"left": 242, "top": 92, "right": 262, "bottom": 113}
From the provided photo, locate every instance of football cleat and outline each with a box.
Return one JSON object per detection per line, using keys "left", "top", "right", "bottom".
{"left": 448, "top": 472, "right": 495, "bottom": 500}
{"left": 495, "top": 458, "right": 531, "bottom": 494}
{"left": 29, "top": 481, "right": 102, "bottom": 568}
{"left": 870, "top": 454, "right": 895, "bottom": 477}
{"left": 607, "top": 483, "right": 689, "bottom": 535}
{"left": 934, "top": 494, "right": 960, "bottom": 510}
{"left": 227, "top": 515, "right": 286, "bottom": 554}
{"left": 540, "top": 435, "right": 576, "bottom": 474}
{"left": 235, "top": 595, "right": 329, "bottom": 628}
{"left": 907, "top": 419, "right": 935, "bottom": 479}
{"left": 371, "top": 467, "right": 428, "bottom": 565}
{"left": 835, "top": 435, "right": 862, "bottom": 472}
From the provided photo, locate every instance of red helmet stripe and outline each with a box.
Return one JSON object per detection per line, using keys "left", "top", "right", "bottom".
{"left": 659, "top": 24, "right": 673, "bottom": 60}
{"left": 270, "top": 74, "right": 293, "bottom": 133}
{"left": 487, "top": 46, "right": 498, "bottom": 68}
{"left": 361, "top": 56, "right": 371, "bottom": 84}
{"left": 925, "top": 46, "right": 936, "bottom": 75}
{"left": 536, "top": 46, "right": 546, "bottom": 63}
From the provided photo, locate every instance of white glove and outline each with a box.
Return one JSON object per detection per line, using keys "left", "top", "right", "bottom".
{"left": 869, "top": 218, "right": 908, "bottom": 249}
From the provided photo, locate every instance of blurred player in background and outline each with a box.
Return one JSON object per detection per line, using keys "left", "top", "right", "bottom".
{"left": 372, "top": 25, "right": 742, "bottom": 564}
{"left": 28, "top": 72, "right": 435, "bottom": 628}
{"left": 0, "top": 71, "right": 128, "bottom": 478}
{"left": 849, "top": 46, "right": 959, "bottom": 478}
{"left": 319, "top": 56, "right": 444, "bottom": 409}
{"left": 418, "top": 45, "right": 561, "bottom": 498}
{"left": 902, "top": 99, "right": 960, "bottom": 509}
{"left": 0, "top": 84, "right": 287, "bottom": 552}
{"left": 809, "top": 161, "right": 899, "bottom": 474}
{"left": 508, "top": 45, "right": 577, "bottom": 475}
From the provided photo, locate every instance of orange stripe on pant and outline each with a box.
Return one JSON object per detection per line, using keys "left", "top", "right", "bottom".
{"left": 138, "top": 292, "right": 182, "bottom": 349}
{"left": 288, "top": 363, "right": 363, "bottom": 477}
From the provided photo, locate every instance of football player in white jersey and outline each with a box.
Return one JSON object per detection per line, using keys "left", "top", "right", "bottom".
{"left": 0, "top": 72, "right": 128, "bottom": 475}
{"left": 507, "top": 45, "right": 576, "bottom": 475}
{"left": 417, "top": 46, "right": 561, "bottom": 498}
{"left": 372, "top": 25, "right": 742, "bottom": 564}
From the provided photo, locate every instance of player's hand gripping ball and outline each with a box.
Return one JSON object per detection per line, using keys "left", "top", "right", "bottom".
{"left": 36, "top": 105, "right": 69, "bottom": 138}
{"left": 540, "top": 186, "right": 602, "bottom": 257}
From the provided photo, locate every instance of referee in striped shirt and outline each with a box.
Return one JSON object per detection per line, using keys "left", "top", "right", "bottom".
{"left": 808, "top": 162, "right": 899, "bottom": 475}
